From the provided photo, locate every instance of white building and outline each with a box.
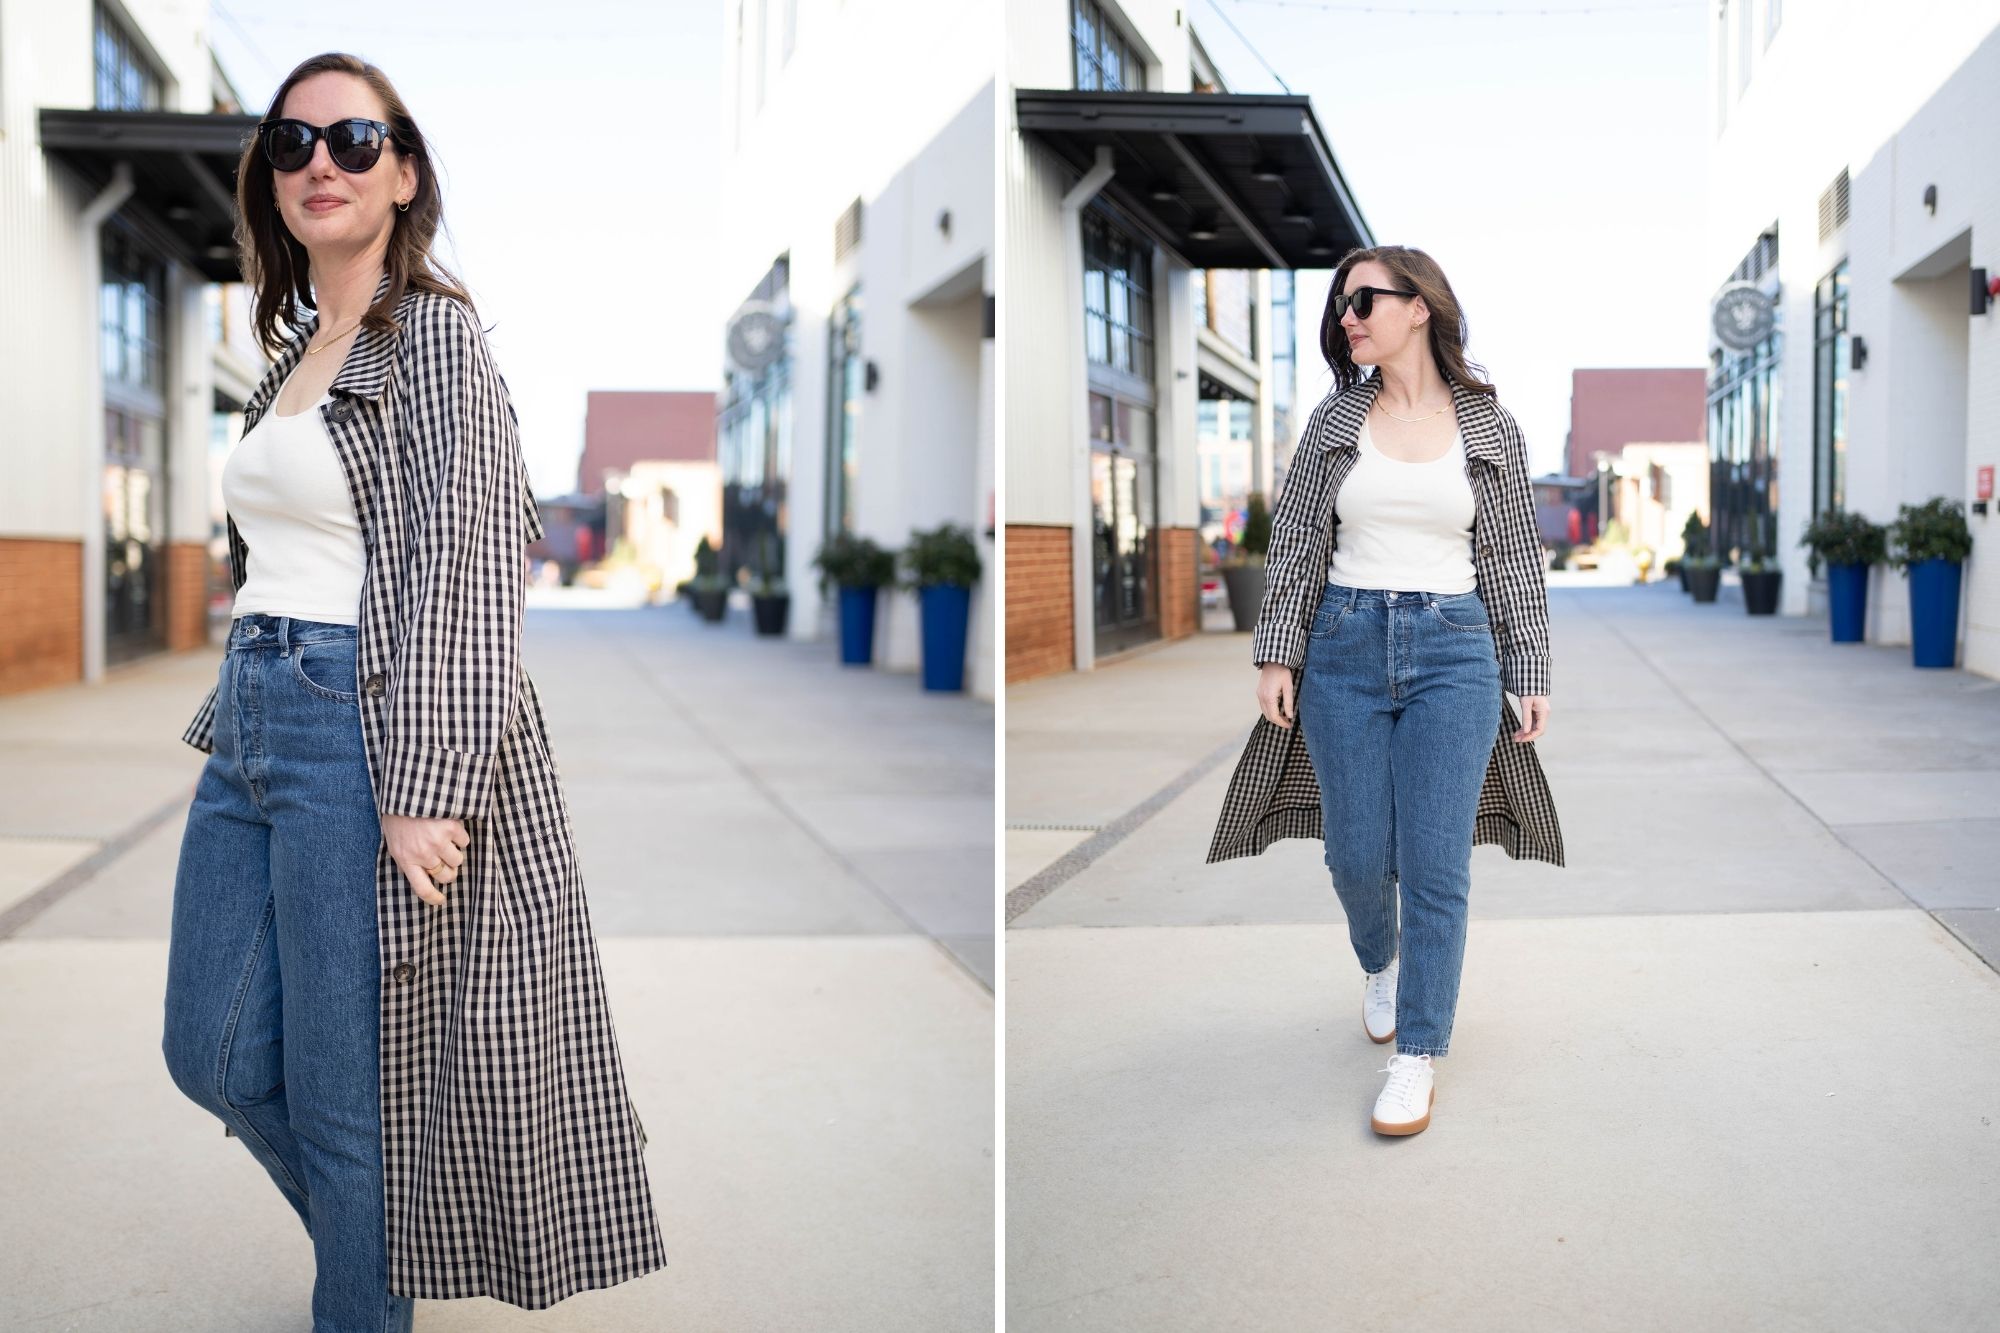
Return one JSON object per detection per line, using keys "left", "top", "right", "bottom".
{"left": 1707, "top": 1, "right": 2000, "bottom": 675}
{"left": 717, "top": 0, "right": 997, "bottom": 701}
{"left": 0, "top": 1, "right": 259, "bottom": 694}
{"left": 1002, "top": 0, "right": 1367, "bottom": 681}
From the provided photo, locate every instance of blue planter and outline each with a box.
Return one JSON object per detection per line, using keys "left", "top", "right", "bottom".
{"left": 919, "top": 584, "right": 971, "bottom": 691}
{"left": 1826, "top": 562, "right": 1869, "bottom": 643}
{"left": 1908, "top": 557, "right": 1963, "bottom": 668}
{"left": 837, "top": 585, "right": 878, "bottom": 665}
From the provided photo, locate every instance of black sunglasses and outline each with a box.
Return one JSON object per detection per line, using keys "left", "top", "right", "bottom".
{"left": 1333, "top": 286, "right": 1421, "bottom": 321}
{"left": 257, "top": 118, "right": 400, "bottom": 173}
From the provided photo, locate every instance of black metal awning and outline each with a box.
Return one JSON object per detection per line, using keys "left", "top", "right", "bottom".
{"left": 1015, "top": 89, "right": 1372, "bottom": 270}
{"left": 38, "top": 108, "right": 262, "bottom": 283}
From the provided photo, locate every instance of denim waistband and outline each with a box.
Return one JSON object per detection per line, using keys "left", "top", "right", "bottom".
{"left": 1325, "top": 582, "right": 1482, "bottom": 609}
{"left": 227, "top": 612, "right": 358, "bottom": 651}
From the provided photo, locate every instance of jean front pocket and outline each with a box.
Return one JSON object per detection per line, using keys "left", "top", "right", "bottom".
{"left": 290, "top": 638, "right": 360, "bottom": 703}
{"left": 1428, "top": 592, "right": 1490, "bottom": 632}
{"left": 1309, "top": 597, "right": 1349, "bottom": 639}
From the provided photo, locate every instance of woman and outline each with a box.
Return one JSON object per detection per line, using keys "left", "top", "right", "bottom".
{"left": 1206, "top": 245, "right": 1565, "bottom": 1138}
{"left": 162, "top": 53, "right": 666, "bottom": 1325}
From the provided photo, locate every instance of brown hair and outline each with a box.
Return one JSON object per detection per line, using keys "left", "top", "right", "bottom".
{"left": 1317, "top": 244, "right": 1494, "bottom": 399}
{"left": 234, "top": 52, "right": 476, "bottom": 358}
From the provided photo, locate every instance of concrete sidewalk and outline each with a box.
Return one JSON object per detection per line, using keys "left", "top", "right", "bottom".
{"left": 0, "top": 591, "right": 993, "bottom": 1332}
{"left": 1006, "top": 575, "right": 2000, "bottom": 1331}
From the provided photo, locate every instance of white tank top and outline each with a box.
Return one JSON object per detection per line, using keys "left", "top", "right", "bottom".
{"left": 1326, "top": 415, "right": 1478, "bottom": 594}
{"left": 220, "top": 360, "right": 366, "bottom": 625}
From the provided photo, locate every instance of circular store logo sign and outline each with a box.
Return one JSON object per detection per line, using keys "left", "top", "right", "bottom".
{"left": 727, "top": 301, "right": 789, "bottom": 373}
{"left": 1711, "top": 282, "right": 1775, "bottom": 351}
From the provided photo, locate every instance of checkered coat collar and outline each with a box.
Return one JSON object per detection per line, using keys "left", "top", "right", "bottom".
{"left": 241, "top": 271, "right": 403, "bottom": 428}
{"left": 1313, "top": 371, "right": 1506, "bottom": 468}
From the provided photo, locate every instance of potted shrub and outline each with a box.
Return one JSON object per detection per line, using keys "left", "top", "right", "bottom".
{"left": 1220, "top": 491, "right": 1272, "bottom": 632}
{"left": 1678, "top": 512, "right": 1712, "bottom": 596}
{"left": 1680, "top": 513, "right": 1721, "bottom": 602}
{"left": 1797, "top": 508, "right": 1887, "bottom": 643}
{"left": 1887, "top": 497, "right": 1973, "bottom": 668}
{"left": 812, "top": 531, "right": 898, "bottom": 665}
{"left": 899, "top": 521, "right": 983, "bottom": 691}
{"left": 1739, "top": 542, "right": 1782, "bottom": 615}
{"left": 749, "top": 531, "right": 789, "bottom": 636}
{"left": 690, "top": 535, "right": 729, "bottom": 622}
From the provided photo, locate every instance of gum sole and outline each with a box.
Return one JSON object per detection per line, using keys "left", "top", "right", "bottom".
{"left": 1371, "top": 1086, "right": 1433, "bottom": 1135}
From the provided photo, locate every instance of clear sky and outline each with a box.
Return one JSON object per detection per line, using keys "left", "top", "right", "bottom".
{"left": 208, "top": 0, "right": 725, "bottom": 498}
{"left": 1191, "top": 0, "right": 1715, "bottom": 474}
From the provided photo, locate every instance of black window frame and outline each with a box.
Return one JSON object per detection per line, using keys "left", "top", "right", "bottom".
{"left": 1811, "top": 258, "right": 1850, "bottom": 526}
{"left": 94, "top": 2, "right": 164, "bottom": 112}
{"left": 1082, "top": 200, "right": 1156, "bottom": 395}
{"left": 1072, "top": 0, "right": 1141, "bottom": 92}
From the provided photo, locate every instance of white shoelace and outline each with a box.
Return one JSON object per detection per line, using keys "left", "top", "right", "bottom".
{"left": 1377, "top": 1053, "right": 1432, "bottom": 1108}
{"left": 1365, "top": 967, "right": 1395, "bottom": 1010}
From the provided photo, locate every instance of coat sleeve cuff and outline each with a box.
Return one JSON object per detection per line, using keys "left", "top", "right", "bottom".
{"left": 1503, "top": 654, "right": 1549, "bottom": 698}
{"left": 1252, "top": 621, "right": 1307, "bottom": 671}
{"left": 376, "top": 736, "right": 496, "bottom": 823}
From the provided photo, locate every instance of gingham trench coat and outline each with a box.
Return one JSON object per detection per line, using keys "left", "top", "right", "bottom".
{"left": 1206, "top": 371, "right": 1566, "bottom": 871}
{"left": 181, "top": 273, "right": 668, "bottom": 1308}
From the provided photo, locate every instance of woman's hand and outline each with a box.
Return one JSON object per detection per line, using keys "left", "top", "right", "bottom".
{"left": 1513, "top": 695, "right": 1551, "bottom": 743}
{"left": 382, "top": 813, "right": 470, "bottom": 907}
{"left": 1256, "top": 662, "right": 1297, "bottom": 729}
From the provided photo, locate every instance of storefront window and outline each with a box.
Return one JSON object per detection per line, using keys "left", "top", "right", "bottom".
{"left": 94, "top": 3, "right": 162, "bottom": 111}
{"left": 826, "top": 284, "right": 863, "bottom": 537}
{"left": 1082, "top": 203, "right": 1154, "bottom": 385}
{"left": 1072, "top": 0, "right": 1139, "bottom": 91}
{"left": 1812, "top": 259, "right": 1849, "bottom": 521}
{"left": 719, "top": 262, "right": 794, "bottom": 588}
{"left": 1706, "top": 320, "right": 1782, "bottom": 565}
{"left": 101, "top": 221, "right": 169, "bottom": 662}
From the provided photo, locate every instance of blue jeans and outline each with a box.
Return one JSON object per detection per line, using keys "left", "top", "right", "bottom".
{"left": 162, "top": 613, "right": 415, "bottom": 1333}
{"left": 1298, "top": 582, "right": 1502, "bottom": 1058}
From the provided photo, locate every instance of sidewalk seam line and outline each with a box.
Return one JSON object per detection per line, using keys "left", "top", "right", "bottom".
{"left": 1005, "top": 731, "right": 1244, "bottom": 926}
{"left": 0, "top": 793, "right": 187, "bottom": 941}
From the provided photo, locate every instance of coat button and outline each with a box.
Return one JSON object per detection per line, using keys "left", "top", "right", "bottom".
{"left": 1478, "top": 543, "right": 1493, "bottom": 556}
{"left": 330, "top": 398, "right": 356, "bottom": 422}
{"left": 365, "top": 673, "right": 385, "bottom": 696}
{"left": 393, "top": 962, "right": 416, "bottom": 983}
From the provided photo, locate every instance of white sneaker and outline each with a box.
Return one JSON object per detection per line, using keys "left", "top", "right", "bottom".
{"left": 1362, "top": 957, "right": 1397, "bottom": 1044}
{"left": 1371, "top": 1052, "right": 1434, "bottom": 1135}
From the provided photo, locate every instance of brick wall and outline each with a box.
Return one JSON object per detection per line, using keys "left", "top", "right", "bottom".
{"left": 166, "top": 542, "right": 210, "bottom": 651}
{"left": 1005, "top": 524, "right": 1073, "bottom": 683}
{"left": 0, "top": 539, "right": 82, "bottom": 695}
{"left": 1158, "top": 526, "right": 1198, "bottom": 641}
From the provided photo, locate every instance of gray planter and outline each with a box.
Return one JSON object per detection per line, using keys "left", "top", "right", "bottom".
{"left": 1221, "top": 564, "right": 1266, "bottom": 632}
{"left": 693, "top": 587, "right": 729, "bottom": 621}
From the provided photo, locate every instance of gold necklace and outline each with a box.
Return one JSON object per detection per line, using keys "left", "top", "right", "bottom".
{"left": 1376, "top": 399, "right": 1450, "bottom": 423}
{"left": 306, "top": 318, "right": 362, "bottom": 355}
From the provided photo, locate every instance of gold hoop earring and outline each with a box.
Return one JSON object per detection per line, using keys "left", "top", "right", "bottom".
{"left": 397, "top": 200, "right": 410, "bottom": 212}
